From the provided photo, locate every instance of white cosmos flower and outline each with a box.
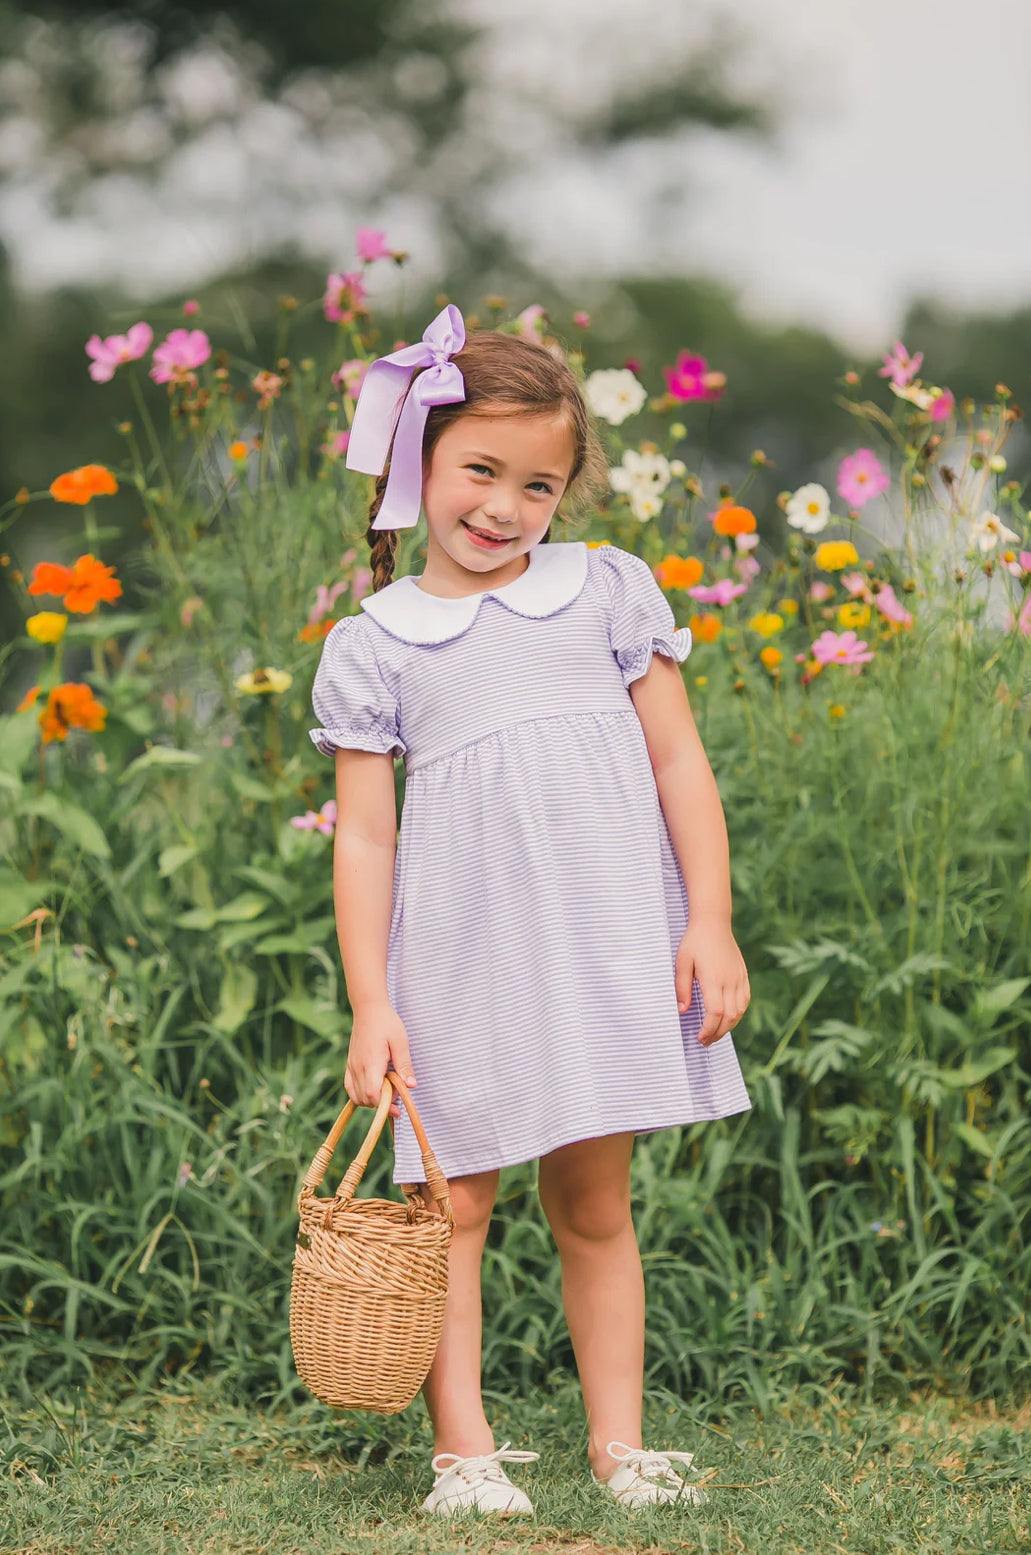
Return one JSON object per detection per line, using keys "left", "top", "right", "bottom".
{"left": 969, "top": 510, "right": 1021, "bottom": 553}
{"left": 786, "top": 482, "right": 831, "bottom": 534}
{"left": 585, "top": 368, "right": 647, "bottom": 426}
{"left": 609, "top": 448, "right": 672, "bottom": 496}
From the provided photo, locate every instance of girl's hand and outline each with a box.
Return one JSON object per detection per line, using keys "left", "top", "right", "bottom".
{"left": 674, "top": 917, "right": 750, "bottom": 1046}
{"left": 345, "top": 1002, "right": 417, "bottom": 1118}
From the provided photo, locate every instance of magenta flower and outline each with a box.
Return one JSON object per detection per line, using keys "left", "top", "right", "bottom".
{"left": 331, "top": 358, "right": 368, "bottom": 397}
{"left": 812, "top": 629, "right": 875, "bottom": 666}
{"left": 1011, "top": 595, "right": 1031, "bottom": 637}
{"left": 878, "top": 340, "right": 923, "bottom": 387}
{"left": 324, "top": 270, "right": 368, "bottom": 325}
{"left": 928, "top": 388, "right": 955, "bottom": 423}
{"left": 356, "top": 227, "right": 392, "bottom": 262}
{"left": 688, "top": 579, "right": 749, "bottom": 606}
{"left": 871, "top": 583, "right": 913, "bottom": 626}
{"left": 182, "top": 299, "right": 200, "bottom": 317}
{"left": 837, "top": 448, "right": 889, "bottom": 508}
{"left": 322, "top": 430, "right": 351, "bottom": 460}
{"left": 150, "top": 328, "right": 211, "bottom": 384}
{"left": 291, "top": 800, "right": 338, "bottom": 836}
{"left": 85, "top": 322, "right": 153, "bottom": 383}
{"left": 573, "top": 310, "right": 591, "bottom": 328}
{"left": 663, "top": 351, "right": 726, "bottom": 403}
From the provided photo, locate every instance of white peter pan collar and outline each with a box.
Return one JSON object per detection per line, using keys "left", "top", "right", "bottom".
{"left": 359, "top": 540, "right": 590, "bottom": 646}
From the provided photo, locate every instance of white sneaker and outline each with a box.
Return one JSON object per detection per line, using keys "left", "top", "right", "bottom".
{"left": 592, "top": 1439, "right": 709, "bottom": 1508}
{"left": 421, "top": 1440, "right": 540, "bottom": 1518}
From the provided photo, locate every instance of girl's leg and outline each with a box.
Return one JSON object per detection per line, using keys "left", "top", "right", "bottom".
{"left": 537, "top": 1132, "right": 643, "bottom": 1482}
{"left": 419, "top": 1166, "right": 500, "bottom": 1458}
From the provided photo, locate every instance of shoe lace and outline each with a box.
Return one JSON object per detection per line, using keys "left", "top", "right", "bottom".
{"left": 431, "top": 1440, "right": 540, "bottom": 1485}
{"left": 607, "top": 1440, "right": 698, "bottom": 1487}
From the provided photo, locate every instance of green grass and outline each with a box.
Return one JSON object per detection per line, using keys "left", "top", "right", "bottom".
{"left": 2, "top": 1378, "right": 1029, "bottom": 1554}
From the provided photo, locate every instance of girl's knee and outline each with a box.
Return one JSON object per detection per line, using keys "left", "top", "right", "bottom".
{"left": 538, "top": 1175, "right": 632, "bottom": 1244}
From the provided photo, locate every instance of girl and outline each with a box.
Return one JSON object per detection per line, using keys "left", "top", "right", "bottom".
{"left": 310, "top": 303, "right": 752, "bottom": 1518}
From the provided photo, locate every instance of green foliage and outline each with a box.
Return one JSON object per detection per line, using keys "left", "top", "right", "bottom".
{"left": 0, "top": 268, "right": 1030, "bottom": 1408}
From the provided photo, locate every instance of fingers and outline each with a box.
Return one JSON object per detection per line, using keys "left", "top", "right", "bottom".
{"left": 693, "top": 976, "right": 751, "bottom": 1046}
{"left": 387, "top": 1035, "right": 417, "bottom": 1090}
{"left": 344, "top": 1060, "right": 391, "bottom": 1109}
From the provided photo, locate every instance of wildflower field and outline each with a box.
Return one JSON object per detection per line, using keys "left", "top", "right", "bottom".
{"left": 1, "top": 230, "right": 1030, "bottom": 1428}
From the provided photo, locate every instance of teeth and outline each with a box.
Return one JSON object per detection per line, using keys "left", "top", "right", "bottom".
{"left": 466, "top": 523, "right": 507, "bottom": 541}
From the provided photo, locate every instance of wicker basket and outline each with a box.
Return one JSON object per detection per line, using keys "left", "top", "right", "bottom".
{"left": 290, "top": 1071, "right": 454, "bottom": 1414}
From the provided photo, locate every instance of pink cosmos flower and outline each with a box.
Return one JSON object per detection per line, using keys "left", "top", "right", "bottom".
{"left": 150, "top": 328, "right": 211, "bottom": 384}
{"left": 811, "top": 629, "right": 875, "bottom": 666}
{"left": 356, "top": 227, "right": 392, "bottom": 262}
{"left": 735, "top": 532, "right": 760, "bottom": 552}
{"left": 734, "top": 554, "right": 762, "bottom": 582}
{"left": 331, "top": 358, "right": 368, "bottom": 397}
{"left": 291, "top": 800, "right": 338, "bottom": 836}
{"left": 871, "top": 583, "right": 913, "bottom": 626}
{"left": 573, "top": 310, "right": 591, "bottom": 328}
{"left": 663, "top": 351, "right": 726, "bottom": 403}
{"left": 837, "top": 448, "right": 889, "bottom": 508}
{"left": 809, "top": 580, "right": 836, "bottom": 602}
{"left": 688, "top": 578, "right": 749, "bottom": 606}
{"left": 1011, "top": 595, "right": 1031, "bottom": 637}
{"left": 878, "top": 340, "right": 923, "bottom": 387}
{"left": 1004, "top": 549, "right": 1031, "bottom": 578}
{"left": 516, "top": 304, "right": 546, "bottom": 337}
{"left": 929, "top": 388, "right": 955, "bottom": 422}
{"left": 183, "top": 299, "right": 200, "bottom": 316}
{"left": 85, "top": 322, "right": 153, "bottom": 383}
{"left": 324, "top": 270, "right": 367, "bottom": 325}
{"left": 322, "top": 431, "right": 350, "bottom": 459}
{"left": 308, "top": 580, "right": 350, "bottom": 629}
{"left": 840, "top": 571, "right": 872, "bottom": 600}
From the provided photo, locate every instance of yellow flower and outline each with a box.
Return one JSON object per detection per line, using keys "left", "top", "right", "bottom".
{"left": 26, "top": 611, "right": 68, "bottom": 644}
{"left": 693, "top": 675, "right": 708, "bottom": 687}
{"left": 228, "top": 440, "right": 249, "bottom": 461}
{"left": 814, "top": 540, "right": 860, "bottom": 571}
{"left": 235, "top": 667, "right": 293, "bottom": 695}
{"left": 837, "top": 601, "right": 871, "bottom": 628}
{"left": 775, "top": 598, "right": 799, "bottom": 615}
{"left": 749, "top": 611, "right": 785, "bottom": 637}
{"left": 759, "top": 645, "right": 783, "bottom": 669}
{"left": 829, "top": 703, "right": 847, "bottom": 719}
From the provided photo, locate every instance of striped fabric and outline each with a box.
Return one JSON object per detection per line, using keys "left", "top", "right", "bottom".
{"left": 311, "top": 541, "right": 752, "bottom": 1184}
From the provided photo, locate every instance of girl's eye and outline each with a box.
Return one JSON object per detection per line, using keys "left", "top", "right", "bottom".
{"left": 467, "top": 463, "right": 553, "bottom": 494}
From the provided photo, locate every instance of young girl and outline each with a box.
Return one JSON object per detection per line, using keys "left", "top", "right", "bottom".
{"left": 310, "top": 303, "right": 752, "bottom": 1518}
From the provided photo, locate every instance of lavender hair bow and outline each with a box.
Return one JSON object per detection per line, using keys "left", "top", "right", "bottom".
{"left": 344, "top": 303, "right": 467, "bottom": 530}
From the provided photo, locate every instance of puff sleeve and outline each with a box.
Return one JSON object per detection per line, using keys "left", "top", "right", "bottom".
{"left": 599, "top": 545, "right": 693, "bottom": 690}
{"left": 309, "top": 616, "right": 407, "bottom": 760}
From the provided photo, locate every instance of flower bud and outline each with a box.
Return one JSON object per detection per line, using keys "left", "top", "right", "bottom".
{"left": 989, "top": 454, "right": 1007, "bottom": 472}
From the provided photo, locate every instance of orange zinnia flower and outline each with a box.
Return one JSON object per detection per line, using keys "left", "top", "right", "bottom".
{"left": 49, "top": 464, "right": 119, "bottom": 505}
{"left": 28, "top": 554, "right": 122, "bottom": 613}
{"left": 712, "top": 504, "right": 757, "bottom": 537}
{"left": 688, "top": 611, "right": 723, "bottom": 644}
{"left": 656, "top": 554, "right": 704, "bottom": 590}
{"left": 38, "top": 682, "right": 108, "bottom": 744}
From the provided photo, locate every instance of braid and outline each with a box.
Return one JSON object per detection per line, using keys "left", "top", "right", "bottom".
{"left": 366, "top": 471, "right": 400, "bottom": 592}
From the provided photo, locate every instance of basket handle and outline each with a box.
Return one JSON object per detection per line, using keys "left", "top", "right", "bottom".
{"left": 299, "top": 1072, "right": 453, "bottom": 1226}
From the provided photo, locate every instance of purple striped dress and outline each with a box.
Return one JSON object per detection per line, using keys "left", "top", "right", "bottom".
{"left": 310, "top": 541, "right": 752, "bottom": 1184}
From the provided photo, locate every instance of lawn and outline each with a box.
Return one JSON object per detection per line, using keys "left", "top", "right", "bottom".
{"left": 2, "top": 1378, "right": 1028, "bottom": 1554}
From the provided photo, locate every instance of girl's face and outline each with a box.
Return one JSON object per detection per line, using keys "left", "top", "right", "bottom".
{"left": 419, "top": 410, "right": 576, "bottom": 589}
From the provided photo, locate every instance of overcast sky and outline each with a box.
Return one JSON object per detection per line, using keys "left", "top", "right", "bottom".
{"left": 4, "top": 0, "right": 1028, "bottom": 353}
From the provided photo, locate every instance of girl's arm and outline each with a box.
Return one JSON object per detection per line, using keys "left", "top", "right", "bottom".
{"left": 630, "top": 655, "right": 750, "bottom": 1044}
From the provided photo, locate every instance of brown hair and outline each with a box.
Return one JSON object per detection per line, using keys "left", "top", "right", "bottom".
{"left": 363, "top": 327, "right": 610, "bottom": 592}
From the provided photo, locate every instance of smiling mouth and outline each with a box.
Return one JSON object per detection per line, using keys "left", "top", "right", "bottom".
{"left": 462, "top": 521, "right": 513, "bottom": 543}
